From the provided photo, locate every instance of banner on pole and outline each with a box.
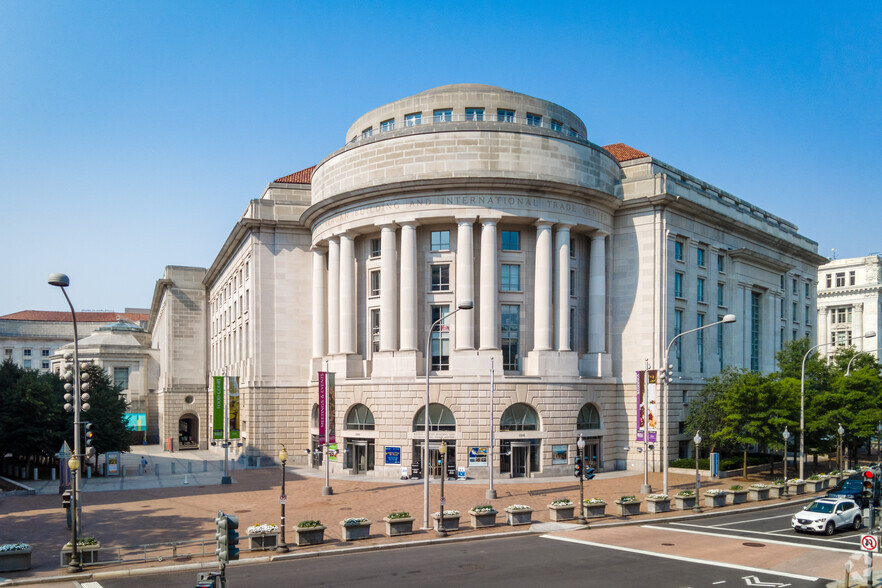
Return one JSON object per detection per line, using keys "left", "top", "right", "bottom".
{"left": 228, "top": 376, "right": 240, "bottom": 439}
{"left": 212, "top": 376, "right": 225, "bottom": 440}
{"left": 318, "top": 372, "right": 336, "bottom": 444}
{"left": 636, "top": 370, "right": 658, "bottom": 442}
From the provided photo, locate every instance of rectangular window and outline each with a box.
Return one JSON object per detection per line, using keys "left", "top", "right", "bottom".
{"left": 792, "top": 302, "right": 798, "bottom": 322}
{"left": 501, "top": 305, "right": 520, "bottom": 371}
{"left": 497, "top": 109, "right": 514, "bottom": 123}
{"left": 569, "top": 307, "right": 576, "bottom": 351}
{"left": 42, "top": 361, "right": 50, "bottom": 370}
{"left": 717, "top": 283, "right": 724, "bottom": 306}
{"left": 697, "top": 314, "right": 705, "bottom": 373}
{"left": 380, "top": 118, "right": 395, "bottom": 132}
{"left": 793, "top": 329, "right": 798, "bottom": 341}
{"left": 780, "top": 274, "right": 785, "bottom": 289}
{"left": 697, "top": 248, "right": 706, "bottom": 267}
{"left": 697, "top": 277, "right": 705, "bottom": 302}
{"left": 23, "top": 359, "right": 31, "bottom": 368}
{"left": 431, "top": 305, "right": 451, "bottom": 370}
{"left": 361, "top": 127, "right": 373, "bottom": 139}
{"left": 674, "top": 272, "right": 683, "bottom": 298}
{"left": 780, "top": 327, "right": 784, "bottom": 351}
{"left": 501, "top": 230, "right": 520, "bottom": 251}
{"left": 750, "top": 292, "right": 761, "bottom": 372}
{"left": 431, "top": 230, "right": 450, "bottom": 251}
{"left": 405, "top": 112, "right": 422, "bottom": 127}
{"left": 805, "top": 282, "right": 810, "bottom": 297}
{"left": 465, "top": 107, "right": 484, "bottom": 121}
{"left": 431, "top": 264, "right": 450, "bottom": 291}
{"left": 805, "top": 305, "right": 811, "bottom": 325}
{"left": 370, "top": 270, "right": 380, "bottom": 297}
{"left": 826, "top": 274, "right": 832, "bottom": 288}
{"left": 41, "top": 349, "right": 50, "bottom": 357}
{"left": 570, "top": 236, "right": 576, "bottom": 258}
{"left": 569, "top": 270, "right": 576, "bottom": 296}
{"left": 850, "top": 271, "right": 856, "bottom": 286}
{"left": 433, "top": 108, "right": 452, "bottom": 123}
{"left": 792, "top": 278, "right": 798, "bottom": 294}
{"left": 23, "top": 348, "right": 31, "bottom": 357}
{"left": 114, "top": 367, "right": 130, "bottom": 391}
{"left": 717, "top": 254, "right": 725, "bottom": 273}
{"left": 370, "top": 238, "right": 381, "bottom": 258}
{"left": 674, "top": 241, "right": 684, "bottom": 261}
{"left": 835, "top": 272, "right": 846, "bottom": 287}
{"left": 501, "top": 264, "right": 521, "bottom": 291}
{"left": 718, "top": 318, "right": 725, "bottom": 370}
{"left": 674, "top": 310, "right": 683, "bottom": 371}
{"left": 370, "top": 309, "right": 380, "bottom": 353}
{"left": 526, "top": 113, "right": 542, "bottom": 126}
{"left": 551, "top": 119, "right": 563, "bottom": 132}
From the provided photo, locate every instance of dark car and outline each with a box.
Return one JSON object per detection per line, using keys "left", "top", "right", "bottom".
{"left": 826, "top": 477, "right": 866, "bottom": 507}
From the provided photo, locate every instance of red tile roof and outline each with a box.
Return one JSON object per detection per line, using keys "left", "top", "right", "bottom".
{"left": 274, "top": 165, "right": 315, "bottom": 184}
{"left": 603, "top": 143, "right": 650, "bottom": 162}
{"left": 0, "top": 310, "right": 149, "bottom": 323}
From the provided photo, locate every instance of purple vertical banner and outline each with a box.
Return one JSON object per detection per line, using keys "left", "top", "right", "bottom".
{"left": 327, "top": 372, "right": 335, "bottom": 444}
{"left": 318, "top": 372, "right": 327, "bottom": 443}
{"left": 636, "top": 371, "right": 645, "bottom": 442}
{"left": 646, "top": 370, "right": 658, "bottom": 443}
{"left": 318, "top": 372, "right": 336, "bottom": 445}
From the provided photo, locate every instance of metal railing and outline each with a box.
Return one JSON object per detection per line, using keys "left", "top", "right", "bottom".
{"left": 71, "top": 536, "right": 269, "bottom": 568}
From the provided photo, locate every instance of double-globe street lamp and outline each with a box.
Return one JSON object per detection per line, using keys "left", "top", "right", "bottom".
{"left": 277, "top": 446, "right": 289, "bottom": 553}
{"left": 799, "top": 331, "right": 876, "bottom": 480}
{"left": 423, "top": 300, "right": 473, "bottom": 530}
{"left": 576, "top": 434, "right": 587, "bottom": 524}
{"left": 662, "top": 314, "right": 737, "bottom": 496}
{"left": 692, "top": 431, "right": 702, "bottom": 513}
{"left": 48, "top": 273, "right": 84, "bottom": 573}
{"left": 437, "top": 440, "right": 448, "bottom": 537}
{"left": 838, "top": 423, "right": 845, "bottom": 471}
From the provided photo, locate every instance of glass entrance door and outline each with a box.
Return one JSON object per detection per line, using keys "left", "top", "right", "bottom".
{"left": 345, "top": 440, "right": 374, "bottom": 475}
{"left": 585, "top": 440, "right": 600, "bottom": 469}
{"left": 511, "top": 444, "right": 529, "bottom": 477}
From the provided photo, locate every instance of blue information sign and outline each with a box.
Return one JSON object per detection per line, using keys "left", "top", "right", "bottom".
{"left": 710, "top": 452, "right": 720, "bottom": 478}
{"left": 385, "top": 446, "right": 401, "bottom": 465}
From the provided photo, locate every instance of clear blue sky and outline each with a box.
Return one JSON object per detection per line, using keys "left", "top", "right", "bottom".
{"left": 2, "top": 1, "right": 880, "bottom": 314}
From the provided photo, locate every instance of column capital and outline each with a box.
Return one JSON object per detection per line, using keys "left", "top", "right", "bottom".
{"left": 590, "top": 230, "right": 609, "bottom": 240}
{"left": 455, "top": 216, "right": 477, "bottom": 224}
{"left": 378, "top": 222, "right": 399, "bottom": 231}
{"left": 555, "top": 223, "right": 575, "bottom": 231}
{"left": 310, "top": 244, "right": 328, "bottom": 254}
{"left": 398, "top": 219, "right": 420, "bottom": 228}
{"left": 534, "top": 219, "right": 554, "bottom": 228}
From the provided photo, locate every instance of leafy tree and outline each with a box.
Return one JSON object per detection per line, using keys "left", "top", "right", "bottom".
{"left": 684, "top": 367, "right": 741, "bottom": 455}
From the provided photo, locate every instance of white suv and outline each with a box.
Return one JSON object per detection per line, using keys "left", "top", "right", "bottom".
{"left": 791, "top": 497, "right": 862, "bottom": 535}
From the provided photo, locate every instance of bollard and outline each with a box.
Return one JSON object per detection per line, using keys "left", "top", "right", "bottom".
{"left": 51, "top": 469, "right": 56, "bottom": 481}
{"left": 188, "top": 461, "right": 192, "bottom": 474}
{"left": 171, "top": 463, "right": 176, "bottom": 475}
{"left": 86, "top": 467, "right": 91, "bottom": 479}
{"left": 203, "top": 461, "right": 208, "bottom": 473}
{"left": 34, "top": 468, "right": 39, "bottom": 481}
{"left": 155, "top": 464, "right": 160, "bottom": 476}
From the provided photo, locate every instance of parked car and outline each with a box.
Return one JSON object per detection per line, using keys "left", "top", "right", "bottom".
{"left": 791, "top": 497, "right": 862, "bottom": 535}
{"left": 826, "top": 476, "right": 867, "bottom": 508}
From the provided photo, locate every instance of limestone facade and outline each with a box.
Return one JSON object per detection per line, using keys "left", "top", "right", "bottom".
{"left": 817, "top": 255, "right": 882, "bottom": 358}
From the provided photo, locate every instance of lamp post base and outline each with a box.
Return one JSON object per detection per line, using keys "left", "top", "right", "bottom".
{"left": 436, "top": 528, "right": 448, "bottom": 538}
{"left": 640, "top": 484, "right": 652, "bottom": 494}
{"left": 576, "top": 515, "right": 587, "bottom": 525}
{"left": 692, "top": 505, "right": 703, "bottom": 513}
{"left": 485, "top": 488, "right": 497, "bottom": 500}
{"left": 276, "top": 542, "right": 289, "bottom": 554}
{"left": 221, "top": 476, "right": 232, "bottom": 485}
{"left": 321, "top": 486, "right": 333, "bottom": 496}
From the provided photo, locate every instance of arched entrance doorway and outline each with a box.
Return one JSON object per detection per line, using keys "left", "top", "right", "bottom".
{"left": 178, "top": 414, "right": 199, "bottom": 449}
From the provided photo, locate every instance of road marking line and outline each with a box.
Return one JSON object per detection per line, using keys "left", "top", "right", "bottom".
{"left": 668, "top": 521, "right": 856, "bottom": 544}
{"left": 712, "top": 581, "right": 727, "bottom": 585}
{"left": 642, "top": 524, "right": 859, "bottom": 554}
{"left": 541, "top": 534, "right": 819, "bottom": 582}
{"left": 709, "top": 514, "right": 794, "bottom": 527}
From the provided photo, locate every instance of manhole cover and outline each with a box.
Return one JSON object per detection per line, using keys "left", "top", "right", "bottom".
{"left": 742, "top": 542, "right": 765, "bottom": 548}
{"left": 461, "top": 563, "right": 484, "bottom": 571}
{"left": 340, "top": 507, "right": 352, "bottom": 511}
{"left": 661, "top": 543, "right": 675, "bottom": 546}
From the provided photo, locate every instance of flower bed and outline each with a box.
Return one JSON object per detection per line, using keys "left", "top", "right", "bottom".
{"left": 0, "top": 543, "right": 32, "bottom": 572}
{"left": 703, "top": 489, "right": 727, "bottom": 508}
{"left": 748, "top": 483, "right": 770, "bottom": 501}
{"left": 384, "top": 512, "right": 414, "bottom": 537}
{"left": 646, "top": 494, "right": 671, "bottom": 513}
{"left": 726, "top": 486, "right": 748, "bottom": 505}
{"left": 615, "top": 496, "right": 641, "bottom": 516}
{"left": 247, "top": 523, "right": 279, "bottom": 551}
{"left": 60, "top": 537, "right": 100, "bottom": 566}
{"left": 548, "top": 498, "right": 575, "bottom": 521}
{"left": 341, "top": 517, "right": 372, "bottom": 542}
{"left": 294, "top": 520, "right": 326, "bottom": 546}
{"left": 505, "top": 504, "right": 533, "bottom": 526}
{"left": 468, "top": 505, "right": 498, "bottom": 528}
{"left": 433, "top": 510, "right": 461, "bottom": 532}
{"left": 583, "top": 498, "right": 607, "bottom": 519}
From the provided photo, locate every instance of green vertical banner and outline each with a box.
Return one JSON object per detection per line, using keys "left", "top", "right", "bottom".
{"left": 228, "top": 376, "right": 240, "bottom": 439}
{"left": 212, "top": 376, "right": 225, "bottom": 440}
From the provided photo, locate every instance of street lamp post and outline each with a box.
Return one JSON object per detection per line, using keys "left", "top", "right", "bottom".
{"left": 693, "top": 431, "right": 702, "bottom": 513}
{"left": 576, "top": 434, "right": 587, "bottom": 524}
{"left": 277, "top": 446, "right": 289, "bottom": 553}
{"left": 662, "top": 314, "right": 736, "bottom": 496}
{"left": 437, "top": 440, "right": 448, "bottom": 537}
{"left": 782, "top": 427, "right": 791, "bottom": 500}
{"left": 800, "top": 331, "right": 876, "bottom": 479}
{"left": 877, "top": 423, "right": 881, "bottom": 464}
{"left": 838, "top": 423, "right": 846, "bottom": 471}
{"left": 423, "top": 301, "right": 473, "bottom": 530}
{"left": 48, "top": 273, "right": 83, "bottom": 573}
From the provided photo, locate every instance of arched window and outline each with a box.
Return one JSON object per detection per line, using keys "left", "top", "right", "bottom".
{"left": 413, "top": 403, "right": 456, "bottom": 431}
{"left": 311, "top": 404, "right": 319, "bottom": 428}
{"left": 500, "top": 403, "right": 539, "bottom": 431}
{"left": 345, "top": 404, "right": 375, "bottom": 430}
{"left": 577, "top": 403, "right": 601, "bottom": 429}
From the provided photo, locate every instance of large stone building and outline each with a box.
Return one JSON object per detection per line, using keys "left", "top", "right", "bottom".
{"left": 151, "top": 84, "right": 826, "bottom": 477}
{"left": 817, "top": 254, "right": 882, "bottom": 357}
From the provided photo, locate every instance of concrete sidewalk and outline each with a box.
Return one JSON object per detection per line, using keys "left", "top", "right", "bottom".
{"left": 0, "top": 447, "right": 823, "bottom": 586}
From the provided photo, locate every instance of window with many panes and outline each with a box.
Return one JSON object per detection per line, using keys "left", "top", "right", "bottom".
{"left": 431, "top": 230, "right": 450, "bottom": 251}
{"left": 697, "top": 314, "right": 705, "bottom": 372}
{"left": 501, "top": 264, "right": 521, "bottom": 291}
{"left": 674, "top": 310, "right": 683, "bottom": 371}
{"left": 551, "top": 119, "right": 563, "bottom": 132}
{"left": 361, "top": 127, "right": 373, "bottom": 139}
{"left": 370, "top": 238, "right": 381, "bottom": 257}
{"left": 826, "top": 274, "right": 832, "bottom": 288}
{"left": 750, "top": 292, "right": 761, "bottom": 372}
{"left": 380, "top": 118, "right": 395, "bottom": 132}
{"left": 370, "top": 270, "right": 380, "bottom": 297}
{"left": 497, "top": 109, "right": 514, "bottom": 123}
{"left": 23, "top": 349, "right": 31, "bottom": 356}
{"left": 849, "top": 271, "right": 856, "bottom": 285}
{"left": 717, "top": 283, "right": 724, "bottom": 306}
{"left": 370, "top": 309, "right": 380, "bottom": 352}
{"left": 674, "top": 241, "right": 684, "bottom": 261}
{"left": 431, "top": 305, "right": 451, "bottom": 370}
{"left": 674, "top": 272, "right": 683, "bottom": 297}
{"left": 465, "top": 107, "right": 484, "bottom": 121}
{"left": 697, "top": 277, "right": 705, "bottom": 302}
{"left": 835, "top": 272, "right": 845, "bottom": 287}
{"left": 431, "top": 264, "right": 450, "bottom": 291}
{"left": 526, "top": 113, "right": 542, "bottom": 126}
{"left": 792, "top": 278, "right": 798, "bottom": 294}
{"left": 501, "top": 230, "right": 520, "bottom": 251}
{"left": 405, "top": 112, "right": 422, "bottom": 127}
{"left": 501, "top": 305, "right": 520, "bottom": 371}
{"left": 697, "top": 248, "right": 706, "bottom": 267}
{"left": 434, "top": 109, "right": 452, "bottom": 123}
{"left": 717, "top": 254, "right": 725, "bottom": 272}
{"left": 792, "top": 302, "right": 797, "bottom": 321}
{"left": 114, "top": 367, "right": 130, "bottom": 391}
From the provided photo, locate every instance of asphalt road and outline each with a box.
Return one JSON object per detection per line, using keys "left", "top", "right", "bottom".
{"left": 92, "top": 535, "right": 826, "bottom": 588}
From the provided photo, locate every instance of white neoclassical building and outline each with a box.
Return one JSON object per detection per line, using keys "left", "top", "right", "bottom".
{"left": 817, "top": 255, "right": 882, "bottom": 358}
{"left": 154, "top": 84, "right": 827, "bottom": 477}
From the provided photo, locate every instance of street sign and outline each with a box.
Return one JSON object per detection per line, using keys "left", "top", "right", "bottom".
{"left": 440, "top": 496, "right": 446, "bottom": 506}
{"left": 862, "top": 534, "right": 879, "bottom": 552}
{"left": 280, "top": 494, "right": 287, "bottom": 504}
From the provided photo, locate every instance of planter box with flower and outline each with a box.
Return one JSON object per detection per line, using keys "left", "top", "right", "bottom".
{"left": 704, "top": 489, "right": 727, "bottom": 508}
{"left": 341, "top": 518, "right": 372, "bottom": 542}
{"left": 748, "top": 483, "right": 770, "bottom": 501}
{"left": 247, "top": 523, "right": 279, "bottom": 551}
{"left": 383, "top": 512, "right": 414, "bottom": 537}
{"left": 505, "top": 504, "right": 533, "bottom": 526}
{"left": 769, "top": 481, "right": 786, "bottom": 499}
{"left": 60, "top": 537, "right": 100, "bottom": 567}
{"left": 583, "top": 498, "right": 607, "bottom": 519}
{"left": 787, "top": 478, "right": 805, "bottom": 495}
{"left": 433, "top": 510, "right": 461, "bottom": 532}
{"left": 294, "top": 520, "right": 326, "bottom": 546}
{"left": 0, "top": 543, "right": 32, "bottom": 573}
{"left": 468, "top": 505, "right": 498, "bottom": 528}
{"left": 805, "top": 475, "right": 825, "bottom": 493}
{"left": 646, "top": 494, "right": 671, "bottom": 513}
{"left": 726, "top": 485, "right": 748, "bottom": 505}
{"left": 827, "top": 471, "right": 841, "bottom": 486}
{"left": 615, "top": 496, "right": 642, "bottom": 516}
{"left": 547, "top": 498, "right": 575, "bottom": 521}
{"left": 674, "top": 490, "right": 696, "bottom": 510}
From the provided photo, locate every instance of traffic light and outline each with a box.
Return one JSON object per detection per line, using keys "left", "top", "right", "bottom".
{"left": 863, "top": 470, "right": 874, "bottom": 502}
{"left": 85, "top": 422, "right": 96, "bottom": 457}
{"left": 585, "top": 467, "right": 596, "bottom": 481}
{"left": 215, "top": 511, "right": 240, "bottom": 563}
{"left": 62, "top": 490, "right": 72, "bottom": 509}
{"left": 574, "top": 460, "right": 583, "bottom": 478}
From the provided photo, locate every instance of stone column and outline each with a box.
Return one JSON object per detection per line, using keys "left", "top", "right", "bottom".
{"left": 312, "top": 248, "right": 327, "bottom": 358}
{"left": 588, "top": 233, "right": 607, "bottom": 353}
{"left": 327, "top": 237, "right": 340, "bottom": 355}
{"left": 456, "top": 218, "right": 475, "bottom": 350}
{"left": 533, "top": 222, "right": 553, "bottom": 351}
{"left": 555, "top": 225, "right": 572, "bottom": 351}
{"left": 399, "top": 222, "right": 418, "bottom": 351}
{"left": 854, "top": 303, "right": 864, "bottom": 347}
{"left": 826, "top": 306, "right": 834, "bottom": 346}
{"left": 817, "top": 306, "right": 828, "bottom": 348}
{"left": 479, "top": 220, "right": 498, "bottom": 349}
{"left": 380, "top": 224, "right": 398, "bottom": 351}
{"left": 339, "top": 233, "right": 356, "bottom": 354}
